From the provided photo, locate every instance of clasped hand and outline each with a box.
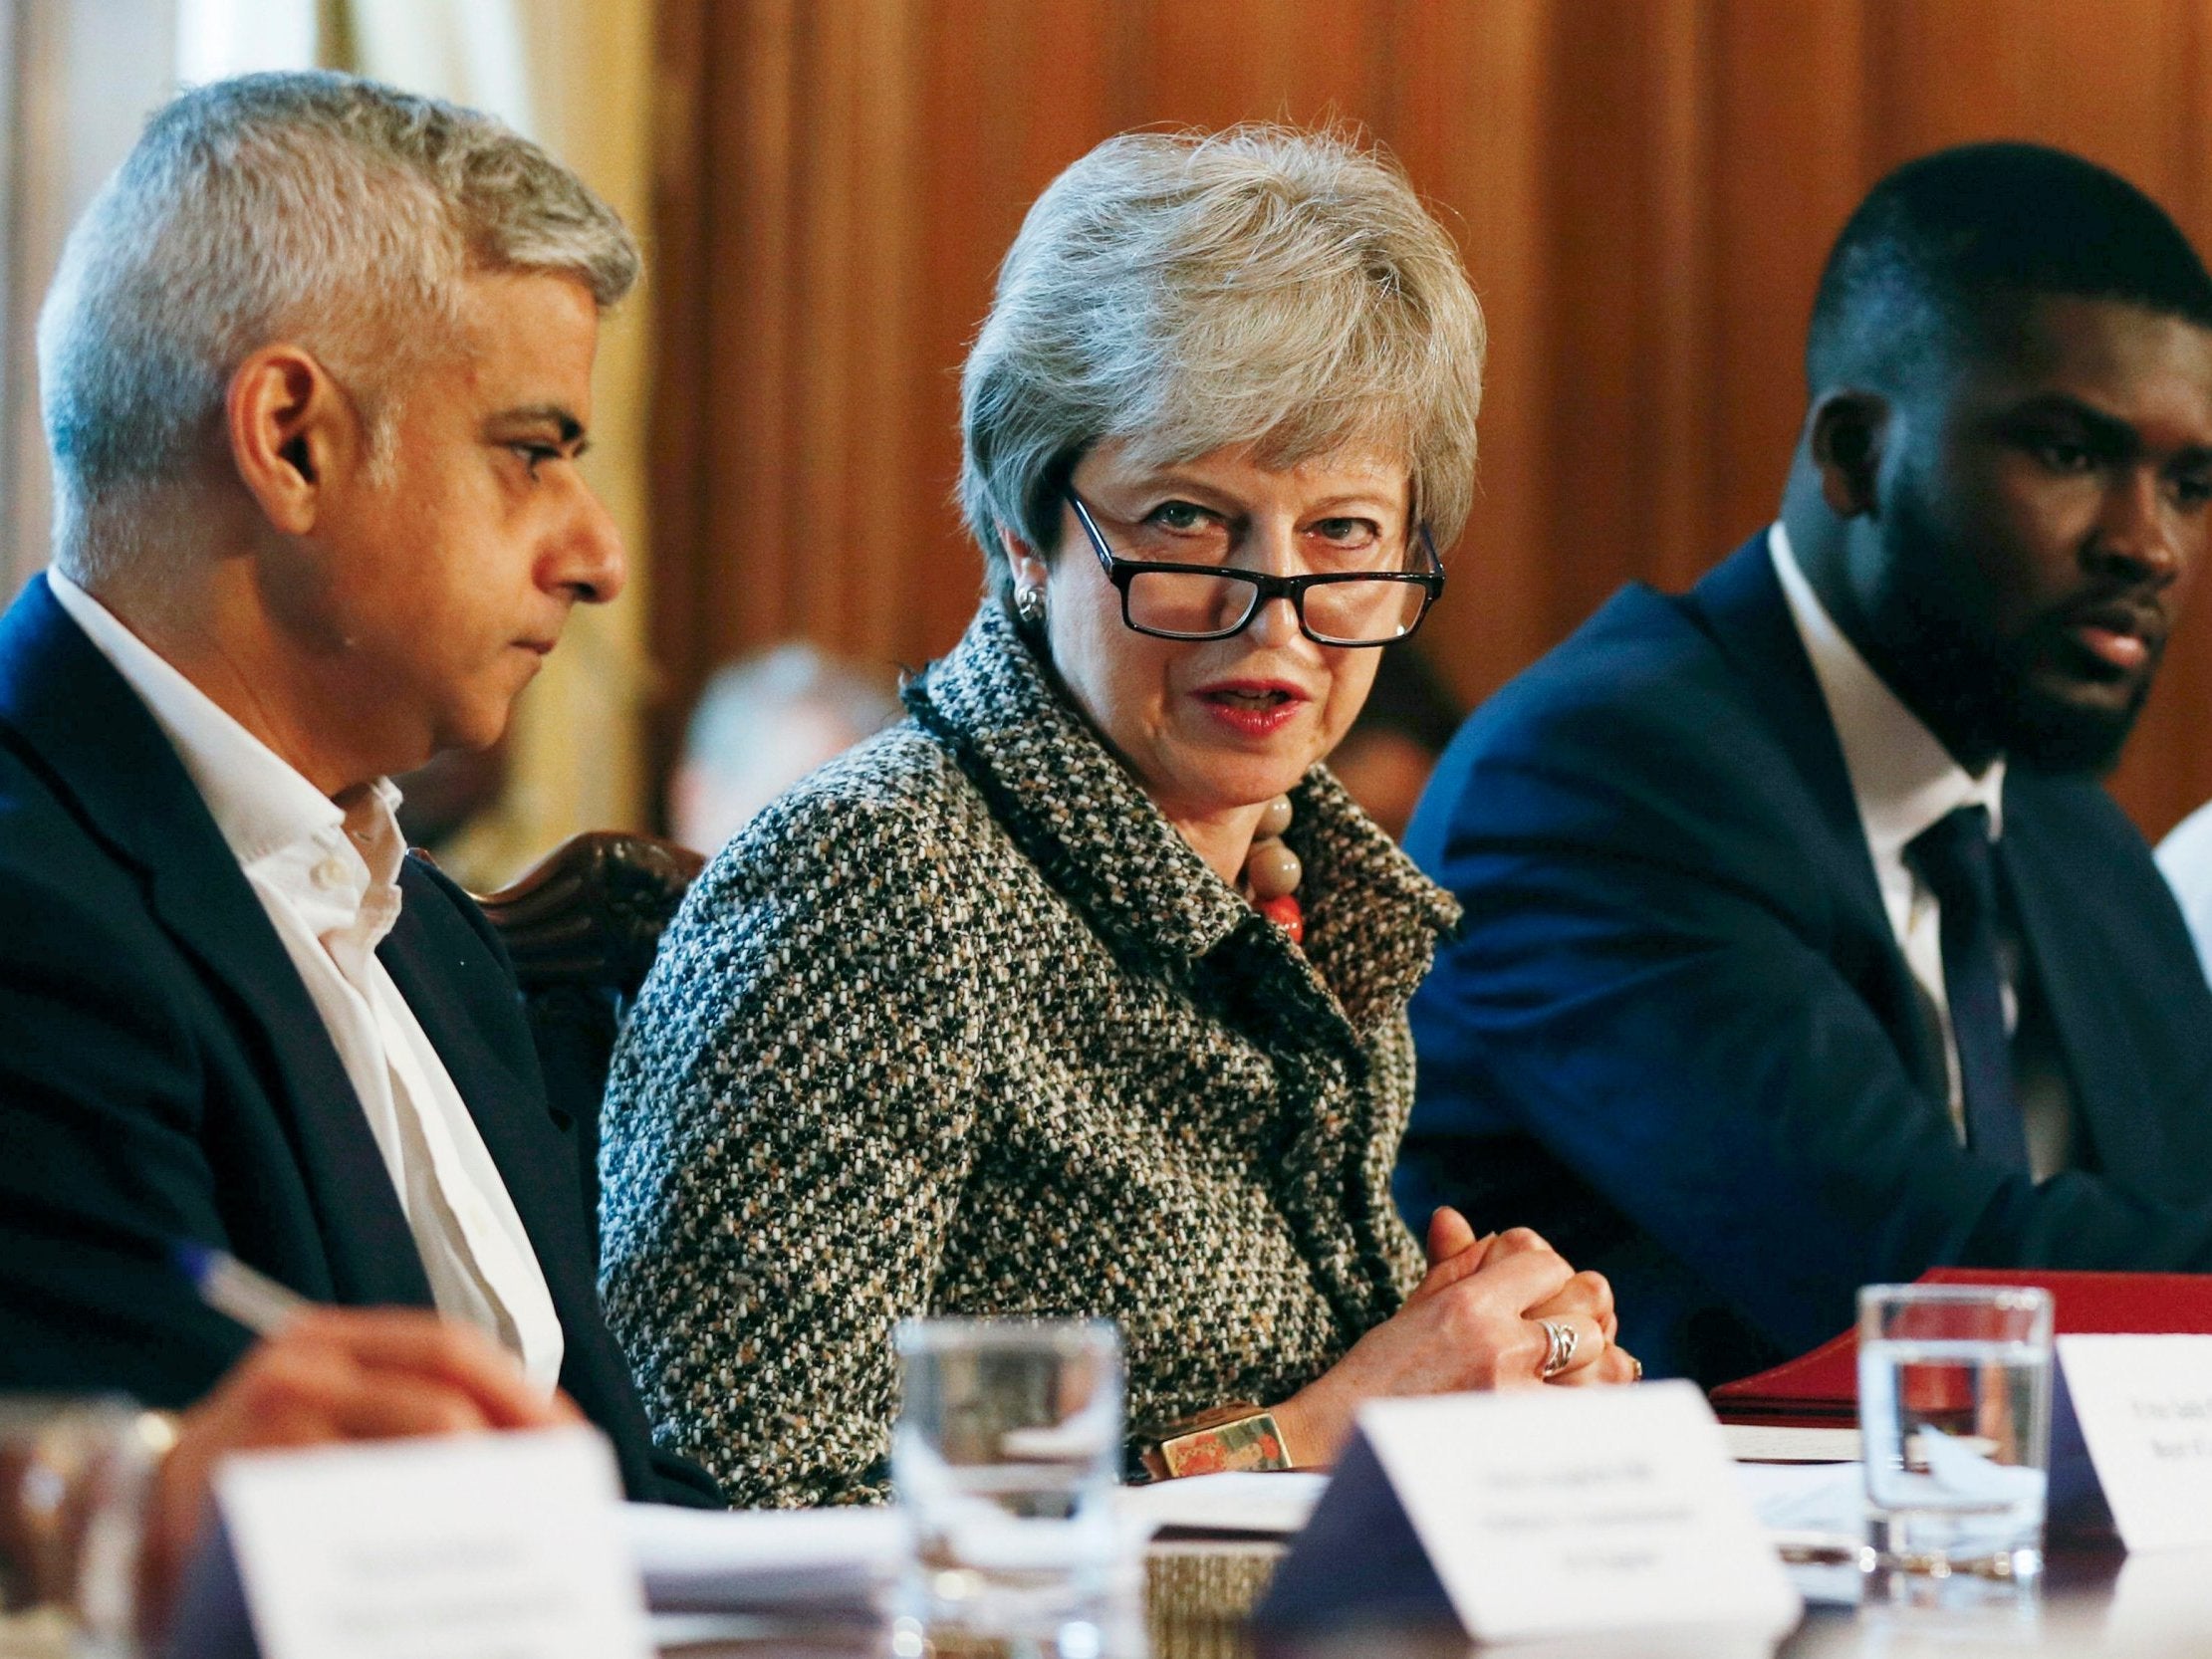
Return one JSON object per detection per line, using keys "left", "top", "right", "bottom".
{"left": 1271, "top": 1207, "right": 1638, "bottom": 1465}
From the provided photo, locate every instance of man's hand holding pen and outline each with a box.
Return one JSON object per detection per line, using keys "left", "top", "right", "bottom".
{"left": 144, "top": 1250, "right": 571, "bottom": 1635}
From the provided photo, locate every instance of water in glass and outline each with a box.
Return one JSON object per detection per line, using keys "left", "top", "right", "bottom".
{"left": 0, "top": 1397, "right": 164, "bottom": 1659}
{"left": 892, "top": 1319, "right": 1137, "bottom": 1658}
{"left": 1857, "top": 1289, "right": 2053, "bottom": 1584}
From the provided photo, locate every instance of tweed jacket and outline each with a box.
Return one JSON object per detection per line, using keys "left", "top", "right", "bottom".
{"left": 599, "top": 605, "right": 1459, "bottom": 1507}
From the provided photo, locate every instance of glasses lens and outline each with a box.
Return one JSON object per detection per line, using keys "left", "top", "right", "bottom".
{"left": 1125, "top": 570, "right": 1260, "bottom": 638}
{"left": 1303, "top": 579, "right": 1429, "bottom": 644}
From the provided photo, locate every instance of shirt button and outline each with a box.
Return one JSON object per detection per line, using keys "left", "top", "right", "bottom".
{"left": 313, "top": 856, "right": 350, "bottom": 889}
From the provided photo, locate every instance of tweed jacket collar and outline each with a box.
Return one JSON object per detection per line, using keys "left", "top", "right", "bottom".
{"left": 904, "top": 604, "right": 1458, "bottom": 1039}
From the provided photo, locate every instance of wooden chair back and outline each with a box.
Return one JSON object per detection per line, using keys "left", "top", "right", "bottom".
{"left": 474, "top": 831, "right": 705, "bottom": 1243}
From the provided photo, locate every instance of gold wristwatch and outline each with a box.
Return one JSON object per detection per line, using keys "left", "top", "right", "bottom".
{"left": 1135, "top": 1401, "right": 1294, "bottom": 1481}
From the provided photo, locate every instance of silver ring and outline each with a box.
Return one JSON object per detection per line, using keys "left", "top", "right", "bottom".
{"left": 1539, "top": 1318, "right": 1579, "bottom": 1379}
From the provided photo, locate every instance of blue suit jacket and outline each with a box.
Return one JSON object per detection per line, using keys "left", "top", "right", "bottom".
{"left": 1398, "top": 537, "right": 2212, "bottom": 1385}
{"left": 0, "top": 575, "right": 716, "bottom": 1505}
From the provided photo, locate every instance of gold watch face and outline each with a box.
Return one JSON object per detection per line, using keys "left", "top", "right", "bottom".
{"left": 1160, "top": 1411, "right": 1289, "bottom": 1479}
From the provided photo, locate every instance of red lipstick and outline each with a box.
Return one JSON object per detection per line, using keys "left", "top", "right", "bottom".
{"left": 1192, "top": 678, "right": 1310, "bottom": 738}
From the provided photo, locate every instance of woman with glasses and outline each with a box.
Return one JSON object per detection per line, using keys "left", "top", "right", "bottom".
{"left": 599, "top": 125, "right": 1636, "bottom": 1509}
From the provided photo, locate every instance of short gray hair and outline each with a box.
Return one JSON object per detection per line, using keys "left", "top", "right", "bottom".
{"left": 960, "top": 124, "right": 1485, "bottom": 606}
{"left": 682, "top": 643, "right": 900, "bottom": 778}
{"left": 39, "top": 70, "right": 638, "bottom": 577}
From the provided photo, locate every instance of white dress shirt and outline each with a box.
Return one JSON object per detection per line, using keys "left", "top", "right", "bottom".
{"left": 49, "top": 570, "right": 565, "bottom": 1391}
{"left": 1768, "top": 526, "right": 2075, "bottom": 1178}
{"left": 2155, "top": 800, "right": 2212, "bottom": 981}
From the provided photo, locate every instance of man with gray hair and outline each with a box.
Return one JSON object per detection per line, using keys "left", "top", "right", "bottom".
{"left": 0, "top": 70, "right": 716, "bottom": 1601}
{"left": 669, "top": 642, "right": 899, "bottom": 852}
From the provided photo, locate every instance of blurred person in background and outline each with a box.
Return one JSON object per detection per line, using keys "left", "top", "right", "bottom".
{"left": 600, "top": 124, "right": 1634, "bottom": 1511}
{"left": 0, "top": 70, "right": 719, "bottom": 1629}
{"left": 667, "top": 642, "right": 899, "bottom": 853}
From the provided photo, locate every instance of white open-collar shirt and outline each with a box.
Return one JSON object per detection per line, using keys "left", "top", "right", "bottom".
{"left": 49, "top": 570, "right": 565, "bottom": 1391}
{"left": 1768, "top": 525, "right": 2074, "bottom": 1178}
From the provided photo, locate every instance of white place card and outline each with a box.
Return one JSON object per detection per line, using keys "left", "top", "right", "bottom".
{"left": 1259, "top": 1380, "right": 1801, "bottom": 1647}
{"left": 620, "top": 1501, "right": 903, "bottom": 1611}
{"left": 216, "top": 1426, "right": 651, "bottom": 1659}
{"left": 1720, "top": 1423, "right": 1860, "bottom": 1463}
{"left": 1115, "top": 1470, "right": 1329, "bottom": 1538}
{"left": 2056, "top": 1333, "right": 2212, "bottom": 1553}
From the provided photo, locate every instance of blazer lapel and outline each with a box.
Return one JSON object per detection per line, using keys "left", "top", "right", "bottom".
{"left": 0, "top": 577, "right": 430, "bottom": 1307}
{"left": 378, "top": 865, "right": 683, "bottom": 1498}
{"left": 1684, "top": 538, "right": 1867, "bottom": 866}
{"left": 1996, "top": 781, "right": 2164, "bottom": 1189}
{"left": 1682, "top": 538, "right": 1951, "bottom": 1101}
{"left": 376, "top": 872, "right": 602, "bottom": 1305}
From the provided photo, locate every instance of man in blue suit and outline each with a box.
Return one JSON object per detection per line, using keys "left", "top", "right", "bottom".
{"left": 1399, "top": 141, "right": 2212, "bottom": 1387}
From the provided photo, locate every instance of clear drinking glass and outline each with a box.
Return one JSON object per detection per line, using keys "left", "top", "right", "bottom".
{"left": 890, "top": 1317, "right": 1135, "bottom": 1658}
{"left": 1856, "top": 1285, "right": 2054, "bottom": 1588}
{"left": 0, "top": 1397, "right": 166, "bottom": 1658}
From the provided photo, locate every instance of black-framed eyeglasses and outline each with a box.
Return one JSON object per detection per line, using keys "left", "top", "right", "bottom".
{"left": 1065, "top": 491, "right": 1444, "bottom": 647}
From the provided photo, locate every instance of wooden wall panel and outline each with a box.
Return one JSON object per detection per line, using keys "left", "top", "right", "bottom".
{"left": 650, "top": 0, "right": 2212, "bottom": 841}
{"left": 1544, "top": 0, "right": 1671, "bottom": 634}
{"left": 1385, "top": 0, "right": 1554, "bottom": 681}
{"left": 1708, "top": 0, "right": 1866, "bottom": 547}
{"left": 2119, "top": 0, "right": 2211, "bottom": 833}
{"left": 2149, "top": 0, "right": 2212, "bottom": 836}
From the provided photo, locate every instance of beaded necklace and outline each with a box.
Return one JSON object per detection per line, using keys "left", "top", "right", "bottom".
{"left": 1241, "top": 794, "right": 1304, "bottom": 945}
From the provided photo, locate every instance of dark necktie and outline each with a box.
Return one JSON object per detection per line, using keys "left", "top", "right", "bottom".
{"left": 1906, "top": 806, "right": 2031, "bottom": 1172}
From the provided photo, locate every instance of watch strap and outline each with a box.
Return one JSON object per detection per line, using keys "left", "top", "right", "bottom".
{"left": 1137, "top": 1402, "right": 1293, "bottom": 1480}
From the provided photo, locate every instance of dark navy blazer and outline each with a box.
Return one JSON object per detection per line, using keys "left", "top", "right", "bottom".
{"left": 0, "top": 575, "right": 715, "bottom": 1505}
{"left": 1397, "top": 536, "right": 2212, "bottom": 1385}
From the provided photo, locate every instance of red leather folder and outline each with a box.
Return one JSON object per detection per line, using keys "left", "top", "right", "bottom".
{"left": 1710, "top": 1268, "right": 2212, "bottom": 1424}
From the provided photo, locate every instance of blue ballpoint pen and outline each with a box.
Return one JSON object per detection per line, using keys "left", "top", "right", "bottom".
{"left": 172, "top": 1241, "right": 314, "bottom": 1335}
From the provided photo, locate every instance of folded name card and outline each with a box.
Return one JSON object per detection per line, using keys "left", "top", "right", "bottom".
{"left": 2056, "top": 1334, "right": 2212, "bottom": 1553}
{"left": 1258, "top": 1381, "right": 1801, "bottom": 1647}
{"left": 215, "top": 1426, "right": 651, "bottom": 1659}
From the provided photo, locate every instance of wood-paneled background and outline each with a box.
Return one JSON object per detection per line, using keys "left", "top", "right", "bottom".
{"left": 648, "top": 0, "right": 2212, "bottom": 839}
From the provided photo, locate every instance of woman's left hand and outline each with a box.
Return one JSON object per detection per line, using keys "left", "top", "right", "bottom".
{"left": 1419, "top": 1208, "right": 1639, "bottom": 1386}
